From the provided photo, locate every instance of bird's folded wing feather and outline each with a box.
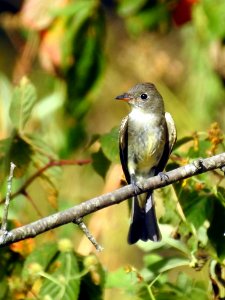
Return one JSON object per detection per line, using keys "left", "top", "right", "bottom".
{"left": 119, "top": 116, "right": 130, "bottom": 183}
{"left": 165, "top": 112, "right": 177, "bottom": 153}
{"left": 155, "top": 112, "right": 177, "bottom": 174}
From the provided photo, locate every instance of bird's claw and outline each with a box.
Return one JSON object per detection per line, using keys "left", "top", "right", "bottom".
{"left": 133, "top": 182, "right": 142, "bottom": 194}
{"left": 158, "top": 172, "right": 169, "bottom": 182}
{"left": 130, "top": 174, "right": 143, "bottom": 194}
{"left": 193, "top": 158, "right": 204, "bottom": 171}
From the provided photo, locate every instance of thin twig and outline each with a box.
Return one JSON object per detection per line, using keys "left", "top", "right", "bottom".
{"left": 0, "top": 153, "right": 225, "bottom": 247}
{"left": 0, "top": 159, "right": 91, "bottom": 204}
{"left": 1, "top": 162, "right": 16, "bottom": 232}
{"left": 73, "top": 218, "right": 104, "bottom": 252}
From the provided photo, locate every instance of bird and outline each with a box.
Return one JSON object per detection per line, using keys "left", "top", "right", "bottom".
{"left": 115, "top": 83, "right": 176, "bottom": 244}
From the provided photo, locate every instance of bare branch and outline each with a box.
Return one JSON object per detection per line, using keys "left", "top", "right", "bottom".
{"left": 73, "top": 218, "right": 104, "bottom": 252}
{"left": 0, "top": 153, "right": 225, "bottom": 247}
{"left": 1, "top": 162, "right": 16, "bottom": 232}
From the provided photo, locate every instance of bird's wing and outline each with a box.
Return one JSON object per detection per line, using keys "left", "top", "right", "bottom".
{"left": 155, "top": 112, "right": 177, "bottom": 174}
{"left": 165, "top": 112, "right": 177, "bottom": 154}
{"left": 119, "top": 116, "right": 131, "bottom": 183}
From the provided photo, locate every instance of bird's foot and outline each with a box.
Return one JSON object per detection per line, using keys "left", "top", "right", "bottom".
{"left": 158, "top": 172, "right": 169, "bottom": 182}
{"left": 193, "top": 158, "right": 204, "bottom": 170}
{"left": 130, "top": 174, "right": 143, "bottom": 194}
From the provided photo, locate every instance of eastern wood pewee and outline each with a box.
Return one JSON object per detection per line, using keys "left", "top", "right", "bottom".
{"left": 116, "top": 83, "right": 176, "bottom": 244}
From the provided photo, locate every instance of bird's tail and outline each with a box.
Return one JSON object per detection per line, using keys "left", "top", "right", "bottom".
{"left": 127, "top": 191, "right": 161, "bottom": 244}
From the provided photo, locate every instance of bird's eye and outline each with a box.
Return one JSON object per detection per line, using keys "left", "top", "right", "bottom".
{"left": 140, "top": 93, "right": 148, "bottom": 100}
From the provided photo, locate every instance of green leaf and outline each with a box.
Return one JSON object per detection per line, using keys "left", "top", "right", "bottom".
{"left": 24, "top": 134, "right": 61, "bottom": 207}
{"left": 9, "top": 78, "right": 37, "bottom": 131}
{"left": 157, "top": 257, "right": 190, "bottom": 273}
{"left": 63, "top": 11, "right": 105, "bottom": 153}
{"left": 164, "top": 238, "right": 190, "bottom": 256}
{"left": 202, "top": 0, "right": 225, "bottom": 39}
{"left": 24, "top": 133, "right": 58, "bottom": 159}
{"left": 159, "top": 186, "right": 181, "bottom": 226}
{"left": 100, "top": 127, "right": 120, "bottom": 163}
{"left": 40, "top": 251, "right": 80, "bottom": 300}
{"left": 53, "top": 0, "right": 97, "bottom": 18}
{"left": 144, "top": 254, "right": 190, "bottom": 274}
{"left": 156, "top": 272, "right": 209, "bottom": 300}
{"left": 65, "top": 11, "right": 105, "bottom": 108}
{"left": 137, "top": 233, "right": 190, "bottom": 257}
{"left": 105, "top": 267, "right": 138, "bottom": 292}
{"left": 61, "top": 0, "right": 98, "bottom": 68}
{"left": 179, "top": 189, "right": 214, "bottom": 229}
{"left": 22, "top": 243, "right": 58, "bottom": 281}
{"left": 143, "top": 253, "right": 162, "bottom": 267}
{"left": 92, "top": 148, "right": 111, "bottom": 178}
{"left": 0, "top": 133, "right": 33, "bottom": 179}
{"left": 125, "top": 4, "right": 169, "bottom": 35}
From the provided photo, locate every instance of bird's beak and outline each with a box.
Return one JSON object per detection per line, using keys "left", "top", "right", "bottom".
{"left": 115, "top": 93, "right": 133, "bottom": 102}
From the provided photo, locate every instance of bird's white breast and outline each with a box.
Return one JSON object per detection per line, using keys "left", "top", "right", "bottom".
{"left": 129, "top": 108, "right": 159, "bottom": 126}
{"left": 129, "top": 108, "right": 163, "bottom": 134}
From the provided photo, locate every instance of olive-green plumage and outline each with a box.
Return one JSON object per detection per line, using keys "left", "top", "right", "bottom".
{"left": 116, "top": 83, "right": 176, "bottom": 244}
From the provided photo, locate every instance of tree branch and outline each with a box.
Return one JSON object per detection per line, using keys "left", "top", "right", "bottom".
{"left": 0, "top": 153, "right": 225, "bottom": 247}
{"left": 1, "top": 162, "right": 16, "bottom": 232}
{"left": 73, "top": 218, "right": 104, "bottom": 252}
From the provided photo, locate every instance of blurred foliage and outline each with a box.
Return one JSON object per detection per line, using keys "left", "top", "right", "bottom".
{"left": 0, "top": 0, "right": 225, "bottom": 299}
{"left": 0, "top": 237, "right": 105, "bottom": 299}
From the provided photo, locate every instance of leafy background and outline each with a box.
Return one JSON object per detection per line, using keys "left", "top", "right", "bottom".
{"left": 0, "top": 0, "right": 225, "bottom": 299}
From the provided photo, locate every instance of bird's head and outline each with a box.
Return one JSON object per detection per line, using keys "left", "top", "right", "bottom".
{"left": 115, "top": 82, "right": 165, "bottom": 114}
